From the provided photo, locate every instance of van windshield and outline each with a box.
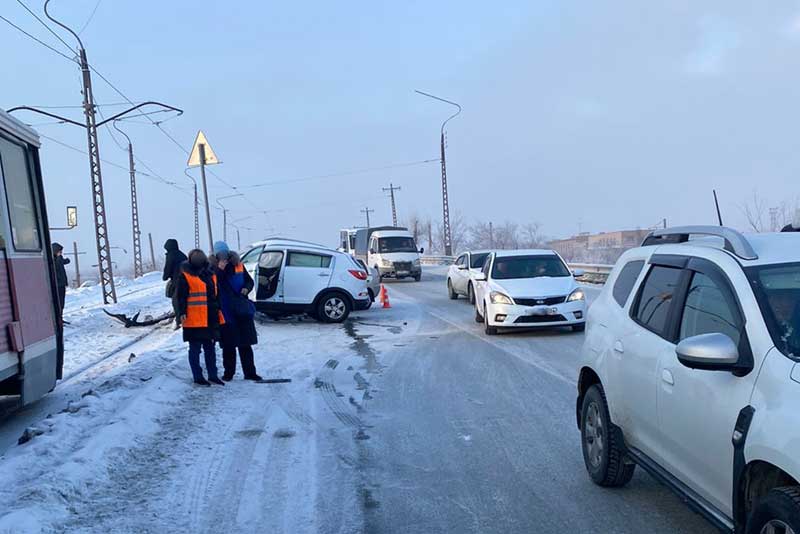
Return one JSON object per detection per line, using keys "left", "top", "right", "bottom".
{"left": 747, "top": 262, "right": 800, "bottom": 360}
{"left": 378, "top": 237, "right": 417, "bottom": 253}
{"left": 491, "top": 255, "right": 570, "bottom": 280}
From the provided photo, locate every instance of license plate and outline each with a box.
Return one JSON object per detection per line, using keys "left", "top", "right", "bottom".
{"left": 397, "top": 271, "right": 409, "bottom": 276}
{"left": 527, "top": 306, "right": 558, "bottom": 316}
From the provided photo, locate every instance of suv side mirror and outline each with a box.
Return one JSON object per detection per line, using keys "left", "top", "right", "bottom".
{"left": 458, "top": 264, "right": 468, "bottom": 270}
{"left": 676, "top": 333, "right": 739, "bottom": 371}
{"left": 473, "top": 272, "right": 487, "bottom": 282}
{"left": 419, "top": 247, "right": 425, "bottom": 254}
{"left": 572, "top": 268, "right": 585, "bottom": 277}
{"left": 369, "top": 248, "right": 375, "bottom": 255}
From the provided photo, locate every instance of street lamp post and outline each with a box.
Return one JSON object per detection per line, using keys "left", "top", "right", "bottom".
{"left": 415, "top": 90, "right": 461, "bottom": 256}
{"left": 216, "top": 194, "right": 243, "bottom": 245}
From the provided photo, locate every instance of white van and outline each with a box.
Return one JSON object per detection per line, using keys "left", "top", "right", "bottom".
{"left": 355, "top": 227, "right": 423, "bottom": 281}
{"left": 239, "top": 238, "right": 371, "bottom": 323}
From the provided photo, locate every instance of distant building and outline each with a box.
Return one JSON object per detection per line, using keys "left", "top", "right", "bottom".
{"left": 549, "top": 229, "right": 650, "bottom": 264}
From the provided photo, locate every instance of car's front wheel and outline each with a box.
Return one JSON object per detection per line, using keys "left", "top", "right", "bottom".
{"left": 580, "top": 384, "right": 635, "bottom": 487}
{"left": 747, "top": 487, "right": 800, "bottom": 534}
{"left": 317, "top": 293, "right": 351, "bottom": 323}
{"left": 468, "top": 283, "right": 475, "bottom": 304}
{"left": 475, "top": 303, "right": 484, "bottom": 323}
{"left": 484, "top": 304, "right": 498, "bottom": 335}
{"left": 447, "top": 279, "right": 458, "bottom": 300}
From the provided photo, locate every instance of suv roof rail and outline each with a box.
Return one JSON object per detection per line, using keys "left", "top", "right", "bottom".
{"left": 259, "top": 236, "right": 329, "bottom": 248}
{"left": 641, "top": 225, "right": 758, "bottom": 260}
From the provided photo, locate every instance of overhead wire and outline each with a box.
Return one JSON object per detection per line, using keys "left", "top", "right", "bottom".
{"left": 77, "top": 0, "right": 102, "bottom": 35}
{"left": 14, "top": 0, "right": 75, "bottom": 54}
{"left": 0, "top": 14, "right": 76, "bottom": 63}
{"left": 237, "top": 158, "right": 440, "bottom": 189}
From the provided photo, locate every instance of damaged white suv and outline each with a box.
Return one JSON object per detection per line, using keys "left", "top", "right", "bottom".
{"left": 576, "top": 226, "right": 800, "bottom": 533}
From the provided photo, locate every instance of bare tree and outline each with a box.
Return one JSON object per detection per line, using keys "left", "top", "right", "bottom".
{"left": 519, "top": 222, "right": 547, "bottom": 248}
{"left": 740, "top": 191, "right": 768, "bottom": 233}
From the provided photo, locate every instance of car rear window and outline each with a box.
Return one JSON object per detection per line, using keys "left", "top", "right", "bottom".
{"left": 612, "top": 260, "right": 644, "bottom": 307}
{"left": 633, "top": 265, "right": 683, "bottom": 338}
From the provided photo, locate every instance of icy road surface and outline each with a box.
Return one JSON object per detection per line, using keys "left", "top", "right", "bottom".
{"left": 0, "top": 268, "right": 715, "bottom": 533}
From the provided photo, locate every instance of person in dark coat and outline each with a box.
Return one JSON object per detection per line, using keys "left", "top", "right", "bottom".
{"left": 163, "top": 239, "right": 188, "bottom": 328}
{"left": 213, "top": 241, "right": 261, "bottom": 381}
{"left": 174, "top": 249, "right": 225, "bottom": 386}
{"left": 781, "top": 210, "right": 800, "bottom": 232}
{"left": 52, "top": 242, "right": 70, "bottom": 322}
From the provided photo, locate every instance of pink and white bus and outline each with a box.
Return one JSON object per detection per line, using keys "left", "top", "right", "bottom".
{"left": 0, "top": 109, "right": 62, "bottom": 406}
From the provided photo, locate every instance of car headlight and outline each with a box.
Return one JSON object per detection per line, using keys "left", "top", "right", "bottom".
{"left": 381, "top": 259, "right": 392, "bottom": 267}
{"left": 567, "top": 288, "right": 585, "bottom": 302}
{"left": 490, "top": 291, "right": 514, "bottom": 305}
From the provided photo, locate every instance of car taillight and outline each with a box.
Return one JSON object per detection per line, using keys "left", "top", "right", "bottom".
{"left": 348, "top": 269, "right": 368, "bottom": 280}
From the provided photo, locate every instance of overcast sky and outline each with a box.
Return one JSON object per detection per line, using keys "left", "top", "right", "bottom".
{"left": 3, "top": 0, "right": 800, "bottom": 268}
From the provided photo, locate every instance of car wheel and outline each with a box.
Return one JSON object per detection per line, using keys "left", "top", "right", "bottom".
{"left": 414, "top": 274, "right": 421, "bottom": 281}
{"left": 746, "top": 487, "right": 800, "bottom": 534}
{"left": 572, "top": 323, "right": 586, "bottom": 333}
{"left": 468, "top": 283, "right": 475, "bottom": 305}
{"left": 580, "top": 384, "right": 635, "bottom": 487}
{"left": 317, "top": 293, "right": 351, "bottom": 323}
{"left": 484, "top": 304, "right": 498, "bottom": 335}
{"left": 447, "top": 279, "right": 458, "bottom": 300}
{"left": 475, "top": 304, "right": 484, "bottom": 323}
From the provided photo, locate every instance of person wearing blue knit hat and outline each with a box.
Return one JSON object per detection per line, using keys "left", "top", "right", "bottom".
{"left": 213, "top": 241, "right": 261, "bottom": 381}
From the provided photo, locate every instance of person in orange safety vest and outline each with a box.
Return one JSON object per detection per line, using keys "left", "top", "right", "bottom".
{"left": 175, "top": 249, "right": 226, "bottom": 386}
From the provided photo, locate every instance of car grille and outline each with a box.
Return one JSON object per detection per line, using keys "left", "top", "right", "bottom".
{"left": 514, "top": 314, "right": 567, "bottom": 324}
{"left": 514, "top": 296, "right": 566, "bottom": 307}
{"left": 393, "top": 261, "right": 412, "bottom": 271}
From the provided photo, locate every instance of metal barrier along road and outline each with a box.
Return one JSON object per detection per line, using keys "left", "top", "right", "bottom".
{"left": 419, "top": 256, "right": 613, "bottom": 282}
{"left": 568, "top": 263, "right": 613, "bottom": 284}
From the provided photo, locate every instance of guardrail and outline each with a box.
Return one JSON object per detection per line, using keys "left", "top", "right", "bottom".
{"left": 420, "top": 255, "right": 456, "bottom": 266}
{"left": 419, "top": 256, "right": 614, "bottom": 283}
{"left": 569, "top": 263, "right": 613, "bottom": 284}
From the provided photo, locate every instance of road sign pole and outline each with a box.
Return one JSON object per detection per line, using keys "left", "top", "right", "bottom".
{"left": 73, "top": 241, "right": 81, "bottom": 288}
{"left": 199, "top": 144, "right": 214, "bottom": 251}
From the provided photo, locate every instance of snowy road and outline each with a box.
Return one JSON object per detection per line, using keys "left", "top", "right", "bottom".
{"left": 0, "top": 267, "right": 717, "bottom": 533}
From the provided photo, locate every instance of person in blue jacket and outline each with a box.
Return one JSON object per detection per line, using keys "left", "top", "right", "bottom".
{"left": 213, "top": 241, "right": 262, "bottom": 381}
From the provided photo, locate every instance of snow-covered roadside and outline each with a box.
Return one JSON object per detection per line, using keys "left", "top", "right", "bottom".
{"left": 62, "top": 272, "right": 171, "bottom": 377}
{"left": 0, "top": 280, "right": 419, "bottom": 533}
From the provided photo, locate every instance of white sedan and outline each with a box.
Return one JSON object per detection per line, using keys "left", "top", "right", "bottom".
{"left": 473, "top": 249, "right": 587, "bottom": 335}
{"left": 446, "top": 250, "right": 491, "bottom": 304}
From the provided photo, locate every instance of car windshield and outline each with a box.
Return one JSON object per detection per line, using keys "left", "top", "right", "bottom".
{"left": 748, "top": 262, "right": 800, "bottom": 360}
{"left": 491, "top": 255, "right": 570, "bottom": 280}
{"left": 378, "top": 236, "right": 417, "bottom": 253}
{"left": 470, "top": 252, "right": 489, "bottom": 269}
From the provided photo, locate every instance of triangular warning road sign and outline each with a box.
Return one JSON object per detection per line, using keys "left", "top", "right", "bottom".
{"left": 187, "top": 130, "right": 220, "bottom": 167}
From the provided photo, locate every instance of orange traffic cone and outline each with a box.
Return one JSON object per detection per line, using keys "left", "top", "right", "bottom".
{"left": 378, "top": 284, "right": 391, "bottom": 308}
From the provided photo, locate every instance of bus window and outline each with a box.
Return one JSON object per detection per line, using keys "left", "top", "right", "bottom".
{"left": 0, "top": 137, "right": 40, "bottom": 251}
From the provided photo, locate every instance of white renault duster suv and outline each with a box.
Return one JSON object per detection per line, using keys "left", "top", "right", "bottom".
{"left": 576, "top": 226, "right": 800, "bottom": 533}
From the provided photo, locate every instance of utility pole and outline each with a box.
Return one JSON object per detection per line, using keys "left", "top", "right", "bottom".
{"left": 415, "top": 90, "right": 462, "bottom": 256}
{"left": 361, "top": 206, "right": 374, "bottom": 228}
{"left": 427, "top": 220, "right": 434, "bottom": 252}
{"left": 65, "top": 241, "right": 86, "bottom": 288}
{"left": 489, "top": 221, "right": 494, "bottom": 249}
{"left": 770, "top": 208, "right": 779, "bottom": 232}
{"left": 216, "top": 194, "right": 241, "bottom": 245}
{"left": 382, "top": 183, "right": 401, "bottom": 226}
{"left": 113, "top": 121, "right": 143, "bottom": 278}
{"left": 184, "top": 168, "right": 201, "bottom": 249}
{"left": 43, "top": 1, "right": 114, "bottom": 303}
{"left": 8, "top": 3, "right": 183, "bottom": 303}
{"left": 148, "top": 233, "right": 156, "bottom": 271}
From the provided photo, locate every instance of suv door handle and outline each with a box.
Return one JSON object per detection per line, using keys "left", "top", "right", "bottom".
{"left": 613, "top": 340, "right": 624, "bottom": 353}
{"left": 318, "top": 273, "right": 330, "bottom": 277}
{"left": 662, "top": 369, "right": 674, "bottom": 386}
